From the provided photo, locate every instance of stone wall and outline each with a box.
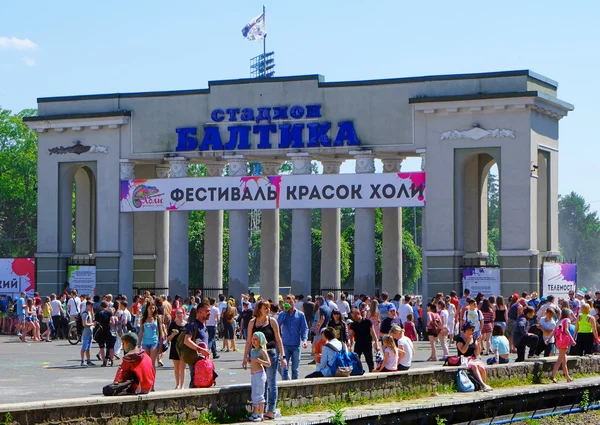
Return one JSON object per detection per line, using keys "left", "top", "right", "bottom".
{"left": 2, "top": 356, "right": 599, "bottom": 425}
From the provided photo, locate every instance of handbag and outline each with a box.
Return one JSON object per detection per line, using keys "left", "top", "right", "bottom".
{"left": 162, "top": 339, "right": 170, "bottom": 353}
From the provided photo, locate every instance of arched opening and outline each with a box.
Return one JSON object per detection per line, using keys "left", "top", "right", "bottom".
{"left": 59, "top": 164, "right": 96, "bottom": 256}
{"left": 461, "top": 153, "right": 499, "bottom": 266}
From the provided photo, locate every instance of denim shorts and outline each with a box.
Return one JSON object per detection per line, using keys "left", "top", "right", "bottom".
{"left": 474, "top": 330, "right": 481, "bottom": 340}
{"left": 81, "top": 333, "right": 92, "bottom": 351}
{"left": 142, "top": 343, "right": 158, "bottom": 351}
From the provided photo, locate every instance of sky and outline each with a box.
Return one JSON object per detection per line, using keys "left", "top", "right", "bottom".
{"left": 1, "top": 0, "right": 598, "bottom": 211}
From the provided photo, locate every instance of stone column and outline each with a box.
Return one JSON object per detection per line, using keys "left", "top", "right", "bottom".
{"left": 320, "top": 160, "right": 343, "bottom": 296}
{"left": 227, "top": 157, "right": 249, "bottom": 300}
{"left": 155, "top": 164, "right": 171, "bottom": 296}
{"left": 167, "top": 158, "right": 189, "bottom": 299}
{"left": 119, "top": 161, "right": 135, "bottom": 300}
{"left": 260, "top": 161, "right": 282, "bottom": 302}
{"left": 288, "top": 153, "right": 312, "bottom": 297}
{"left": 204, "top": 163, "right": 225, "bottom": 291}
{"left": 353, "top": 152, "right": 376, "bottom": 296}
{"left": 382, "top": 157, "right": 405, "bottom": 296}
{"left": 419, "top": 151, "right": 429, "bottom": 317}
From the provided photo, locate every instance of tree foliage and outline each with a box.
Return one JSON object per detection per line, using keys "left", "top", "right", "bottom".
{"left": 0, "top": 108, "right": 37, "bottom": 257}
{"left": 558, "top": 192, "right": 600, "bottom": 283}
{"left": 487, "top": 171, "right": 500, "bottom": 266}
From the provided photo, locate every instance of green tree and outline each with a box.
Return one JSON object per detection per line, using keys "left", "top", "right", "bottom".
{"left": 487, "top": 171, "right": 500, "bottom": 266}
{"left": 0, "top": 108, "right": 38, "bottom": 257}
{"left": 558, "top": 192, "right": 600, "bottom": 282}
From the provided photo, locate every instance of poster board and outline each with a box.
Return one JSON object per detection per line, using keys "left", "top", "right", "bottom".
{"left": 462, "top": 268, "right": 501, "bottom": 298}
{"left": 542, "top": 263, "right": 577, "bottom": 300}
{"left": 67, "top": 265, "right": 97, "bottom": 296}
{"left": 0, "top": 258, "right": 35, "bottom": 296}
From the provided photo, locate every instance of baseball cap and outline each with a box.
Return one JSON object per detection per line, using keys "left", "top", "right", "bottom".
{"left": 540, "top": 296, "right": 547, "bottom": 302}
{"left": 576, "top": 291, "right": 584, "bottom": 297}
{"left": 512, "top": 293, "right": 520, "bottom": 301}
{"left": 387, "top": 304, "right": 397, "bottom": 311}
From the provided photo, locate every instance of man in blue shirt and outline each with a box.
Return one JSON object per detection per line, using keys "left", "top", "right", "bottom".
{"left": 278, "top": 294, "right": 308, "bottom": 380}
{"left": 16, "top": 292, "right": 26, "bottom": 337}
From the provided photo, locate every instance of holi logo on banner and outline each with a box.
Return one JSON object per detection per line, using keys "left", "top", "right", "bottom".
{"left": 462, "top": 268, "right": 500, "bottom": 298}
{"left": 542, "top": 263, "right": 577, "bottom": 299}
{"left": 0, "top": 258, "right": 35, "bottom": 296}
{"left": 120, "top": 172, "right": 426, "bottom": 212}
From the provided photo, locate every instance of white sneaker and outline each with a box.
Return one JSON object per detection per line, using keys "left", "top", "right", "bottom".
{"left": 483, "top": 385, "right": 493, "bottom": 392}
{"left": 80, "top": 361, "right": 87, "bottom": 367}
{"left": 17, "top": 332, "right": 22, "bottom": 337}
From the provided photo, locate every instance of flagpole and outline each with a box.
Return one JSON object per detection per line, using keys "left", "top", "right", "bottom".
{"left": 263, "top": 5, "right": 266, "bottom": 78}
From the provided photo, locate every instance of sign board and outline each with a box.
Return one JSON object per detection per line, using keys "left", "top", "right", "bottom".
{"left": 0, "top": 258, "right": 35, "bottom": 296}
{"left": 542, "top": 263, "right": 577, "bottom": 300}
{"left": 120, "top": 172, "right": 426, "bottom": 212}
{"left": 462, "top": 268, "right": 501, "bottom": 298}
{"left": 68, "top": 265, "right": 97, "bottom": 296}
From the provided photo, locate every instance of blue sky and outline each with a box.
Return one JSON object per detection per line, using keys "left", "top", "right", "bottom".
{"left": 1, "top": 0, "right": 598, "bottom": 211}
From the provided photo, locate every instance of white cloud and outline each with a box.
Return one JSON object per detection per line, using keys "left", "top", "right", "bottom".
{"left": 23, "top": 57, "right": 36, "bottom": 67}
{"left": 0, "top": 36, "right": 39, "bottom": 50}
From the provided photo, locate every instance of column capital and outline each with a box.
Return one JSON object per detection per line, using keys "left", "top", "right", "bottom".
{"left": 119, "top": 160, "right": 135, "bottom": 180}
{"left": 321, "top": 159, "right": 344, "bottom": 175}
{"left": 156, "top": 164, "right": 171, "bottom": 179}
{"left": 287, "top": 153, "right": 312, "bottom": 175}
{"left": 167, "top": 158, "right": 189, "bottom": 178}
{"left": 227, "top": 157, "right": 248, "bottom": 177}
{"left": 261, "top": 161, "right": 283, "bottom": 176}
{"left": 417, "top": 149, "right": 426, "bottom": 172}
{"left": 381, "top": 157, "right": 406, "bottom": 173}
{"left": 204, "top": 163, "right": 225, "bottom": 177}
{"left": 351, "top": 151, "right": 375, "bottom": 174}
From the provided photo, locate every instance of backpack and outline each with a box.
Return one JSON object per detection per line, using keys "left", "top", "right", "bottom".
{"left": 176, "top": 322, "right": 199, "bottom": 365}
{"left": 325, "top": 343, "right": 361, "bottom": 377}
{"left": 193, "top": 358, "right": 218, "bottom": 388}
{"left": 555, "top": 319, "right": 571, "bottom": 349}
{"left": 429, "top": 312, "right": 442, "bottom": 335}
{"left": 457, "top": 370, "right": 475, "bottom": 392}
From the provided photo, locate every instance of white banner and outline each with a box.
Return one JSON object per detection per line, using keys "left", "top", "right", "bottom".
{"left": 462, "top": 268, "right": 501, "bottom": 298}
{"left": 120, "top": 172, "right": 426, "bottom": 212}
{"left": 542, "top": 263, "right": 577, "bottom": 300}
{"left": 68, "top": 265, "right": 97, "bottom": 296}
{"left": 0, "top": 258, "right": 35, "bottom": 296}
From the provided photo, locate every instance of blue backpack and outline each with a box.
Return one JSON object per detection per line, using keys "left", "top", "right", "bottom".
{"left": 457, "top": 370, "right": 475, "bottom": 392}
{"left": 325, "top": 343, "right": 364, "bottom": 377}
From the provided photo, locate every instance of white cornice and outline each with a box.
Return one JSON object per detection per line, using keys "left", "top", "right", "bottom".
{"left": 26, "top": 116, "right": 129, "bottom": 133}
{"left": 413, "top": 96, "right": 571, "bottom": 121}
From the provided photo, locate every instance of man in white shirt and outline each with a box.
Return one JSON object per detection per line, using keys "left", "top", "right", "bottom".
{"left": 294, "top": 294, "right": 305, "bottom": 314}
{"left": 536, "top": 295, "right": 558, "bottom": 319}
{"left": 50, "top": 293, "right": 64, "bottom": 339}
{"left": 206, "top": 298, "right": 220, "bottom": 359}
{"left": 398, "top": 295, "right": 413, "bottom": 325}
{"left": 67, "top": 290, "right": 81, "bottom": 321}
{"left": 216, "top": 294, "right": 228, "bottom": 314}
{"left": 335, "top": 294, "right": 351, "bottom": 319}
{"left": 391, "top": 325, "right": 414, "bottom": 371}
{"left": 326, "top": 293, "right": 337, "bottom": 311}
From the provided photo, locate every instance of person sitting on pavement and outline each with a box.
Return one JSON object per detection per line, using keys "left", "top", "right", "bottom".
{"left": 103, "top": 332, "right": 155, "bottom": 396}
{"left": 390, "top": 325, "right": 413, "bottom": 371}
{"left": 455, "top": 322, "right": 493, "bottom": 392}
{"left": 305, "top": 327, "right": 342, "bottom": 378}
{"left": 513, "top": 306, "right": 539, "bottom": 362}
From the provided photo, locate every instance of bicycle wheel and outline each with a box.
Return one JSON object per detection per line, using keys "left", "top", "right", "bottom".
{"left": 67, "top": 327, "right": 80, "bottom": 345}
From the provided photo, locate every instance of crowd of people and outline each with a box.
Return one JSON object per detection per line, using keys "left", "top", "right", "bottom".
{"left": 2, "top": 287, "right": 600, "bottom": 420}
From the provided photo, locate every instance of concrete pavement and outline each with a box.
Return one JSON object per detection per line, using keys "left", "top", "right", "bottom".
{"left": 0, "top": 334, "right": 515, "bottom": 404}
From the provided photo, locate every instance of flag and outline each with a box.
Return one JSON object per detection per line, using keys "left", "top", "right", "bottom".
{"left": 241, "top": 13, "right": 266, "bottom": 41}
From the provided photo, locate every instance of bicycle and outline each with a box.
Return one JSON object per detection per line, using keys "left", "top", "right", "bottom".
{"left": 67, "top": 321, "right": 81, "bottom": 345}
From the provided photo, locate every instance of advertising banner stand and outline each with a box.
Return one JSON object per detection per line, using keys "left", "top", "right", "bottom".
{"left": 462, "top": 267, "right": 501, "bottom": 298}
{"left": 0, "top": 258, "right": 35, "bottom": 297}
{"left": 542, "top": 263, "right": 577, "bottom": 300}
{"left": 67, "top": 265, "right": 97, "bottom": 296}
